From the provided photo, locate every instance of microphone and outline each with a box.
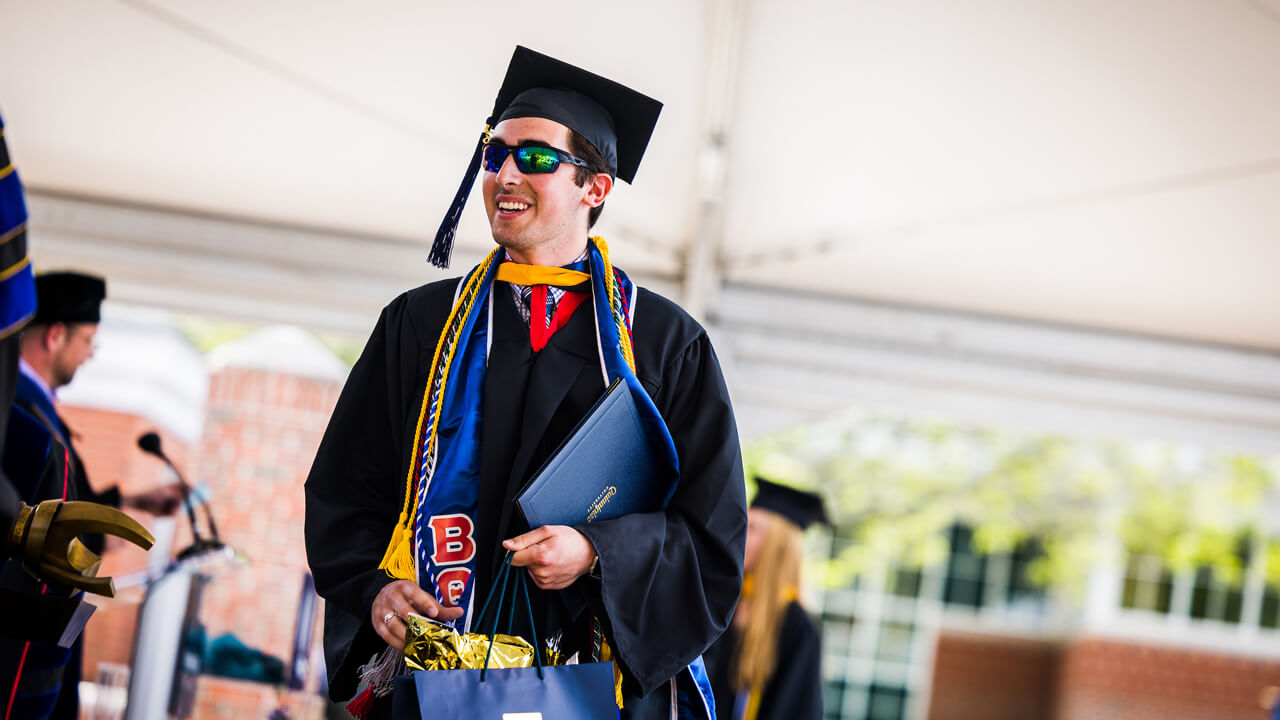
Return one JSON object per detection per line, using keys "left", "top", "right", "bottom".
{"left": 136, "top": 431, "right": 162, "bottom": 457}
{"left": 137, "top": 431, "right": 221, "bottom": 559}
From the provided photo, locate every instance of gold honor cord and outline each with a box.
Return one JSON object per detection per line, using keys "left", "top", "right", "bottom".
{"left": 380, "top": 247, "right": 502, "bottom": 580}
{"left": 591, "top": 236, "right": 635, "bottom": 372}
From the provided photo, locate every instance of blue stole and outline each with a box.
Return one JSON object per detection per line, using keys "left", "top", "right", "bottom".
{"left": 410, "top": 240, "right": 680, "bottom": 629}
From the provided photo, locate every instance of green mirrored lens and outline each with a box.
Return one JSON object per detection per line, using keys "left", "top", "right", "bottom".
{"left": 516, "top": 147, "right": 560, "bottom": 174}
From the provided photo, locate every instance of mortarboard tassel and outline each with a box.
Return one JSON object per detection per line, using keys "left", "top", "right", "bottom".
{"left": 428, "top": 124, "right": 491, "bottom": 269}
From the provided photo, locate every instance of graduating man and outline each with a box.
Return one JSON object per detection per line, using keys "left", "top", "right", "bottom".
{"left": 305, "top": 47, "right": 746, "bottom": 719}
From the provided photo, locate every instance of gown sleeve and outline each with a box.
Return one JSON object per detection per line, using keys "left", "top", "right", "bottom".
{"left": 304, "top": 291, "right": 427, "bottom": 699}
{"left": 576, "top": 329, "right": 747, "bottom": 696}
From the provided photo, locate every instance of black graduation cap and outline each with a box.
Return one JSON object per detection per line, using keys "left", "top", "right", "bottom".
{"left": 751, "top": 477, "right": 830, "bottom": 531}
{"left": 33, "top": 271, "right": 106, "bottom": 325}
{"left": 428, "top": 46, "right": 663, "bottom": 268}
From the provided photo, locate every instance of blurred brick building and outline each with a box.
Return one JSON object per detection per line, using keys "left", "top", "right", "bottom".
{"left": 816, "top": 522, "right": 1280, "bottom": 720}
{"left": 60, "top": 312, "right": 345, "bottom": 720}
{"left": 927, "top": 633, "right": 1280, "bottom": 720}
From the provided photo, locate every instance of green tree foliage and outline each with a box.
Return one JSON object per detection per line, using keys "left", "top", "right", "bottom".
{"left": 178, "top": 315, "right": 363, "bottom": 366}
{"left": 743, "top": 414, "right": 1280, "bottom": 596}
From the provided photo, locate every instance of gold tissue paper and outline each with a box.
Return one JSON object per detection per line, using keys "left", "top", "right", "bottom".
{"left": 402, "top": 613, "right": 536, "bottom": 672}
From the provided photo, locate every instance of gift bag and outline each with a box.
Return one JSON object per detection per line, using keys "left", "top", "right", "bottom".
{"left": 404, "top": 662, "right": 617, "bottom": 718}
{"left": 395, "top": 554, "right": 618, "bottom": 719}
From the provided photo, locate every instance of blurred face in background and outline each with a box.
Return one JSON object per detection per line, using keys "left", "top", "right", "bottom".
{"left": 49, "top": 322, "right": 97, "bottom": 387}
{"left": 743, "top": 507, "right": 772, "bottom": 573}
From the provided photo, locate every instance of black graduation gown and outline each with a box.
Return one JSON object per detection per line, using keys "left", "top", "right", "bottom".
{"left": 305, "top": 277, "right": 747, "bottom": 717}
{"left": 703, "top": 602, "right": 823, "bottom": 720}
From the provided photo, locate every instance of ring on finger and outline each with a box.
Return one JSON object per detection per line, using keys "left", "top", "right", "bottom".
{"left": 383, "top": 610, "right": 398, "bottom": 625}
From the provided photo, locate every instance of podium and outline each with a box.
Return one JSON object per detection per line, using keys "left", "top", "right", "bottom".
{"left": 123, "top": 545, "right": 230, "bottom": 720}
{"left": 118, "top": 544, "right": 321, "bottom": 719}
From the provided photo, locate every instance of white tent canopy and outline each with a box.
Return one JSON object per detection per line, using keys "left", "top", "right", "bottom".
{"left": 3, "top": 0, "right": 1278, "bottom": 451}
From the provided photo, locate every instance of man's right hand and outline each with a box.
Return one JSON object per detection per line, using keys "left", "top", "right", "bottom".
{"left": 370, "top": 580, "right": 464, "bottom": 652}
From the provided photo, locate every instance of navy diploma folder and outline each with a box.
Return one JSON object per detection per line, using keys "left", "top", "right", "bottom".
{"left": 515, "top": 378, "right": 671, "bottom": 528}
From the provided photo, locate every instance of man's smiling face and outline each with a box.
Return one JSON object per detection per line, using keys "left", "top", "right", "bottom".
{"left": 482, "top": 116, "right": 601, "bottom": 264}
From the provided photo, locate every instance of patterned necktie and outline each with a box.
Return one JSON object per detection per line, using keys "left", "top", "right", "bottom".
{"left": 518, "top": 284, "right": 559, "bottom": 328}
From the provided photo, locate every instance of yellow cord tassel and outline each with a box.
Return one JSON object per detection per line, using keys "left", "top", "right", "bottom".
{"left": 599, "top": 638, "right": 625, "bottom": 709}
{"left": 377, "top": 248, "right": 502, "bottom": 582}
{"left": 378, "top": 515, "right": 416, "bottom": 582}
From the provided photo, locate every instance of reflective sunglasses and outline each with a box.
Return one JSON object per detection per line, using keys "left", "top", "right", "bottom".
{"left": 482, "top": 141, "right": 592, "bottom": 174}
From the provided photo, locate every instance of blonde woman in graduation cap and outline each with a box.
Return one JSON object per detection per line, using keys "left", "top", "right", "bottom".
{"left": 705, "top": 478, "right": 827, "bottom": 720}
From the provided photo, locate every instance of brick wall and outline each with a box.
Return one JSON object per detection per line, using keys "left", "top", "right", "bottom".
{"left": 191, "top": 366, "right": 342, "bottom": 718}
{"left": 927, "top": 630, "right": 1061, "bottom": 720}
{"left": 60, "top": 405, "right": 194, "bottom": 499}
{"left": 65, "top": 359, "right": 344, "bottom": 719}
{"left": 60, "top": 405, "right": 195, "bottom": 682}
{"left": 191, "top": 676, "right": 327, "bottom": 720}
{"left": 928, "top": 631, "right": 1280, "bottom": 720}
{"left": 1055, "top": 638, "right": 1280, "bottom": 720}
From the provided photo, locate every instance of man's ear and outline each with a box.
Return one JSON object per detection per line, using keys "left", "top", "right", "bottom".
{"left": 583, "top": 173, "right": 613, "bottom": 208}
{"left": 43, "top": 323, "right": 67, "bottom": 353}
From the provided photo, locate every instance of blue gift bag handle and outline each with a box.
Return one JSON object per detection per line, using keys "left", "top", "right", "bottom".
{"left": 475, "top": 551, "right": 544, "bottom": 681}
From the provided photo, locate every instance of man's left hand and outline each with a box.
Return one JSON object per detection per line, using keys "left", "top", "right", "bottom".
{"left": 503, "top": 525, "right": 596, "bottom": 590}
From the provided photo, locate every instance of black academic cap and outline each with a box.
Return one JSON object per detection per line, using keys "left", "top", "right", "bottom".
{"left": 492, "top": 46, "right": 663, "bottom": 184}
{"left": 428, "top": 46, "right": 663, "bottom": 268}
{"left": 33, "top": 271, "right": 106, "bottom": 325}
{"left": 752, "top": 478, "right": 830, "bottom": 531}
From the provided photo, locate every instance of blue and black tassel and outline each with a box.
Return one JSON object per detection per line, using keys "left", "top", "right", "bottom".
{"left": 428, "top": 124, "right": 491, "bottom": 269}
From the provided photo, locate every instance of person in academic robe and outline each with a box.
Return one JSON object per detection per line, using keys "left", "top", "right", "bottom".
{"left": 304, "top": 47, "right": 747, "bottom": 720}
{"left": 2, "top": 270, "right": 179, "bottom": 720}
{"left": 703, "top": 478, "right": 827, "bottom": 720}
{"left": 10, "top": 272, "right": 182, "bottom": 524}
